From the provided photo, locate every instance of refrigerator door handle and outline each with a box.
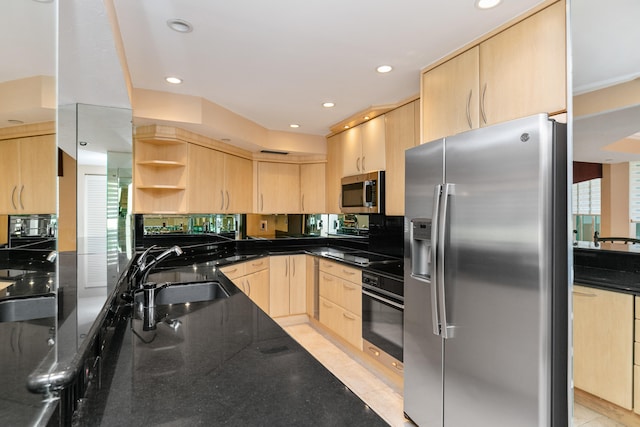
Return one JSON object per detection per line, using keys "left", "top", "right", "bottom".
{"left": 430, "top": 184, "right": 443, "bottom": 336}
{"left": 439, "top": 183, "right": 455, "bottom": 339}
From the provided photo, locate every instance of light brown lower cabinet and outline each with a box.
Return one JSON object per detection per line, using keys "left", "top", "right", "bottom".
{"left": 573, "top": 285, "right": 633, "bottom": 410}
{"left": 269, "top": 255, "right": 306, "bottom": 317}
{"left": 220, "top": 258, "right": 270, "bottom": 314}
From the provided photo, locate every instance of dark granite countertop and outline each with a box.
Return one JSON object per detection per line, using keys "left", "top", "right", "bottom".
{"left": 71, "top": 275, "right": 387, "bottom": 426}
{"left": 574, "top": 243, "right": 640, "bottom": 295}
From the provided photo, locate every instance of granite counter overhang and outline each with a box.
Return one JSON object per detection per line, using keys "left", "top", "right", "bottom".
{"left": 574, "top": 243, "right": 640, "bottom": 295}
{"left": 71, "top": 257, "right": 388, "bottom": 426}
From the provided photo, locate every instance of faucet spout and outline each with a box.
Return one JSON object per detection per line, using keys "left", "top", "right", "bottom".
{"left": 130, "top": 245, "right": 184, "bottom": 292}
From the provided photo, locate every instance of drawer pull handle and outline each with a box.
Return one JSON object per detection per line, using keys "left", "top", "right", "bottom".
{"left": 251, "top": 262, "right": 263, "bottom": 267}
{"left": 342, "top": 269, "right": 355, "bottom": 275}
{"left": 343, "top": 313, "right": 356, "bottom": 321}
{"left": 391, "top": 362, "right": 403, "bottom": 371}
{"left": 226, "top": 268, "right": 238, "bottom": 273}
{"left": 368, "top": 346, "right": 380, "bottom": 357}
{"left": 343, "top": 284, "right": 356, "bottom": 291}
{"left": 322, "top": 302, "right": 332, "bottom": 308}
{"left": 573, "top": 291, "right": 596, "bottom": 297}
{"left": 323, "top": 275, "right": 334, "bottom": 282}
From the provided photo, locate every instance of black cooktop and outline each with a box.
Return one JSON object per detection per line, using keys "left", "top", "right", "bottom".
{"left": 367, "top": 260, "right": 403, "bottom": 279}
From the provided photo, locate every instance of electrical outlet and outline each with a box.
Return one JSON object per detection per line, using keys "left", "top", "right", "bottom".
{"left": 260, "top": 220, "right": 267, "bottom": 231}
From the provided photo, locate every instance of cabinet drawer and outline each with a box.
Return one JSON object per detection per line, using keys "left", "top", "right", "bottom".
{"left": 219, "top": 263, "right": 245, "bottom": 280}
{"left": 319, "top": 296, "right": 362, "bottom": 350}
{"left": 636, "top": 296, "right": 640, "bottom": 319}
{"left": 635, "top": 366, "right": 640, "bottom": 415}
{"left": 319, "top": 272, "right": 361, "bottom": 314}
{"left": 245, "top": 258, "right": 268, "bottom": 275}
{"left": 636, "top": 319, "right": 640, "bottom": 342}
{"left": 318, "top": 259, "right": 362, "bottom": 284}
{"left": 635, "top": 342, "right": 640, "bottom": 366}
{"left": 364, "top": 341, "right": 404, "bottom": 375}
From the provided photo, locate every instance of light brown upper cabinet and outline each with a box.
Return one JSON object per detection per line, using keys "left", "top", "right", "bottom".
{"left": 325, "top": 133, "right": 343, "bottom": 213}
{"left": 384, "top": 100, "right": 419, "bottom": 216}
{"left": 422, "top": 47, "right": 479, "bottom": 143}
{"left": 421, "top": 1, "right": 566, "bottom": 143}
{"left": 187, "top": 145, "right": 253, "bottom": 214}
{"left": 300, "top": 163, "right": 326, "bottom": 213}
{"left": 479, "top": 1, "right": 566, "bottom": 126}
{"left": 0, "top": 134, "right": 56, "bottom": 214}
{"left": 342, "top": 115, "right": 386, "bottom": 176}
{"left": 187, "top": 144, "right": 224, "bottom": 213}
{"left": 257, "top": 162, "right": 300, "bottom": 214}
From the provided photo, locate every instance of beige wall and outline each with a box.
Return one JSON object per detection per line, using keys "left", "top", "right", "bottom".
{"left": 601, "top": 163, "right": 631, "bottom": 237}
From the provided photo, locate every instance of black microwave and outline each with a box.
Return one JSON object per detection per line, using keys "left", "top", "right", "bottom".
{"left": 340, "top": 171, "right": 385, "bottom": 214}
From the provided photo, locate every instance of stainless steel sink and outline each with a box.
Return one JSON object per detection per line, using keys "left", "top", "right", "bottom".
{"left": 134, "top": 281, "right": 229, "bottom": 306}
{"left": 0, "top": 295, "right": 56, "bottom": 322}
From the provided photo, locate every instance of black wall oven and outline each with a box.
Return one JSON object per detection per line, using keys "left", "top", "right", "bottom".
{"left": 361, "top": 269, "right": 404, "bottom": 362}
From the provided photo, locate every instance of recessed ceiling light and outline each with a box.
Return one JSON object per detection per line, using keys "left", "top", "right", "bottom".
{"left": 323, "top": 102, "right": 335, "bottom": 108}
{"left": 290, "top": 124, "right": 300, "bottom": 129}
{"left": 376, "top": 65, "right": 393, "bottom": 73}
{"left": 344, "top": 125, "right": 350, "bottom": 129}
{"left": 79, "top": 141, "right": 88, "bottom": 146}
{"left": 167, "top": 19, "right": 193, "bottom": 33}
{"left": 475, "top": 0, "right": 502, "bottom": 9}
{"left": 32, "top": 0, "right": 53, "bottom": 3}
{"left": 363, "top": 116, "right": 370, "bottom": 120}
{"left": 165, "top": 76, "right": 183, "bottom": 84}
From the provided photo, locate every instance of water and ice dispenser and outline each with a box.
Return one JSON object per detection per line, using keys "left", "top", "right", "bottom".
{"left": 411, "top": 218, "right": 432, "bottom": 281}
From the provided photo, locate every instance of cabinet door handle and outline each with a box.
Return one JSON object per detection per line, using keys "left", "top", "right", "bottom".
{"left": 285, "top": 258, "right": 289, "bottom": 277}
{"left": 322, "top": 274, "right": 333, "bottom": 282}
{"left": 573, "top": 290, "right": 597, "bottom": 297}
{"left": 480, "top": 83, "right": 488, "bottom": 125}
{"left": 292, "top": 258, "right": 296, "bottom": 277}
{"left": 362, "top": 156, "right": 366, "bottom": 172}
{"left": 220, "top": 190, "right": 224, "bottom": 211}
{"left": 466, "top": 90, "right": 473, "bottom": 129}
{"left": 11, "top": 186, "right": 17, "bottom": 210}
{"left": 19, "top": 185, "right": 24, "bottom": 210}
{"left": 225, "top": 190, "right": 230, "bottom": 210}
{"left": 343, "top": 312, "right": 356, "bottom": 321}
{"left": 260, "top": 194, "right": 264, "bottom": 211}
{"left": 356, "top": 157, "right": 361, "bottom": 172}
{"left": 246, "top": 279, "right": 251, "bottom": 296}
{"left": 301, "top": 194, "right": 305, "bottom": 212}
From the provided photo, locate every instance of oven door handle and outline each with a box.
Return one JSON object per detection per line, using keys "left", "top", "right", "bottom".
{"left": 362, "top": 289, "right": 404, "bottom": 310}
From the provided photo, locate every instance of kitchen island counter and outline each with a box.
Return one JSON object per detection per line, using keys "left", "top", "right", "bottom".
{"left": 71, "top": 274, "right": 387, "bottom": 426}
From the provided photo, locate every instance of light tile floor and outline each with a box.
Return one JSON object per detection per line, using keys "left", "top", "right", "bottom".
{"left": 278, "top": 317, "right": 627, "bottom": 427}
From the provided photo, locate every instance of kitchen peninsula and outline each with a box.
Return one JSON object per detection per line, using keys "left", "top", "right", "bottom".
{"left": 59, "top": 237, "right": 402, "bottom": 425}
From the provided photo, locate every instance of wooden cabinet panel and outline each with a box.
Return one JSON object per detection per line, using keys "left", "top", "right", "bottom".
{"left": 269, "top": 254, "right": 306, "bottom": 317}
{"left": 325, "top": 133, "right": 343, "bottom": 213}
{"left": 289, "top": 254, "right": 306, "bottom": 315}
{"left": 257, "top": 162, "right": 300, "bottom": 213}
{"left": 187, "top": 144, "right": 224, "bottom": 213}
{"left": 479, "top": 1, "right": 566, "bottom": 126}
{"left": 342, "top": 116, "right": 386, "bottom": 176}
{"left": 319, "top": 259, "right": 361, "bottom": 284}
{"left": 224, "top": 154, "right": 252, "bottom": 213}
{"left": 422, "top": 47, "right": 479, "bottom": 143}
{"left": 342, "top": 126, "right": 362, "bottom": 176}
{"left": 573, "top": 285, "right": 633, "bottom": 409}
{"left": 0, "top": 140, "right": 20, "bottom": 213}
{"left": 384, "top": 100, "right": 419, "bottom": 216}
{"left": 219, "top": 263, "right": 245, "bottom": 280}
{"left": 360, "top": 115, "right": 385, "bottom": 173}
{"left": 245, "top": 269, "right": 269, "bottom": 314}
{"left": 305, "top": 255, "right": 316, "bottom": 317}
{"left": 244, "top": 257, "right": 268, "bottom": 275}
{"left": 300, "top": 163, "right": 325, "bottom": 213}
{"left": 0, "top": 135, "right": 56, "bottom": 214}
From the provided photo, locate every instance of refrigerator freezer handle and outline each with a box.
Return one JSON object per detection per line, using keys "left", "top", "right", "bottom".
{"left": 430, "top": 184, "right": 442, "bottom": 336}
{"left": 439, "top": 183, "right": 455, "bottom": 339}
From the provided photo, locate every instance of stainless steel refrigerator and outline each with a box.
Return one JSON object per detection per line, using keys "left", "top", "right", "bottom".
{"left": 403, "top": 114, "right": 568, "bottom": 426}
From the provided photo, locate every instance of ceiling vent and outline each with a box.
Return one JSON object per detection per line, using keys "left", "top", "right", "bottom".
{"left": 261, "top": 150, "right": 289, "bottom": 155}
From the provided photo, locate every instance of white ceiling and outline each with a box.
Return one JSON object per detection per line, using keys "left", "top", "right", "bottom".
{"left": 3, "top": 0, "right": 640, "bottom": 163}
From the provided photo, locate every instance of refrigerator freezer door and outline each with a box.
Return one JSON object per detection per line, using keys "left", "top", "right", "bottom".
{"left": 441, "top": 114, "right": 556, "bottom": 426}
{"left": 404, "top": 139, "right": 445, "bottom": 426}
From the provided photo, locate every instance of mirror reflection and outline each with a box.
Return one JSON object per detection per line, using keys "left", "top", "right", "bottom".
{"left": 0, "top": 0, "right": 57, "bottom": 425}
{"left": 571, "top": 0, "right": 640, "bottom": 244}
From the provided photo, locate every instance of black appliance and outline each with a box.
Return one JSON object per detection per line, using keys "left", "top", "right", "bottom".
{"left": 361, "top": 269, "right": 404, "bottom": 362}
